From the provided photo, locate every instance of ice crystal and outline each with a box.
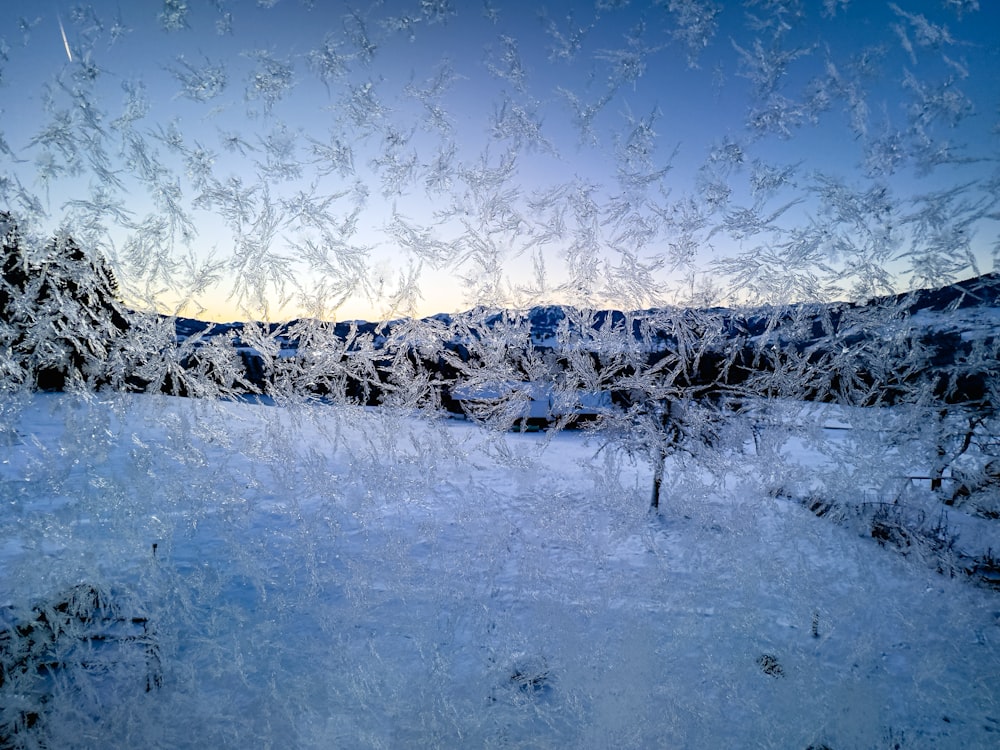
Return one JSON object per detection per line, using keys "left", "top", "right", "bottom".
{"left": 661, "top": 0, "right": 722, "bottom": 66}
{"left": 343, "top": 80, "right": 389, "bottom": 133}
{"left": 307, "top": 33, "right": 351, "bottom": 89}
{"left": 421, "top": 0, "right": 456, "bottom": 25}
{"left": 489, "top": 96, "right": 549, "bottom": 155}
{"left": 159, "top": 0, "right": 191, "bottom": 32}
{"left": 244, "top": 50, "right": 295, "bottom": 114}
{"left": 543, "top": 11, "right": 590, "bottom": 63}
{"left": 343, "top": 11, "right": 377, "bottom": 65}
{"left": 596, "top": 22, "right": 657, "bottom": 88}
{"left": 169, "top": 56, "right": 228, "bottom": 103}
{"left": 258, "top": 124, "right": 303, "bottom": 182}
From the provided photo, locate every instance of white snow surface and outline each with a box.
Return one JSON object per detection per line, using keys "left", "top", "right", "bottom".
{"left": 1, "top": 392, "right": 999, "bottom": 748}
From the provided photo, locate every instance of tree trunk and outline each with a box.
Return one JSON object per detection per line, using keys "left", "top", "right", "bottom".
{"left": 651, "top": 443, "right": 665, "bottom": 510}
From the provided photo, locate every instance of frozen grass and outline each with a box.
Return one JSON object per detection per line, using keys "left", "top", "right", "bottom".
{"left": 1, "top": 392, "right": 999, "bottom": 748}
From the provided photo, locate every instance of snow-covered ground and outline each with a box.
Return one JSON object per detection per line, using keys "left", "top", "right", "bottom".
{"left": 2, "top": 393, "right": 999, "bottom": 748}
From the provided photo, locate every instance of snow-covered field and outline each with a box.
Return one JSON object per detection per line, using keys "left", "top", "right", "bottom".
{"left": 2, "top": 393, "right": 999, "bottom": 748}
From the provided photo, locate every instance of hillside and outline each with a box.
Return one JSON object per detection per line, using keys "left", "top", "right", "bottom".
{"left": 1, "top": 392, "right": 998, "bottom": 747}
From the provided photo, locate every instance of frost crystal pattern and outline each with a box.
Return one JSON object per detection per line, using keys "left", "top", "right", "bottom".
{"left": 1, "top": 1, "right": 999, "bottom": 747}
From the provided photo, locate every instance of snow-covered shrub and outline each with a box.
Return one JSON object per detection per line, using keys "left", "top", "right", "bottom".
{"left": 0, "top": 583, "right": 160, "bottom": 748}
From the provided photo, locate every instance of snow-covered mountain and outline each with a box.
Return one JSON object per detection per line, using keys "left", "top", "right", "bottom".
{"left": 171, "top": 273, "right": 1000, "bottom": 410}
{"left": 175, "top": 273, "right": 1000, "bottom": 351}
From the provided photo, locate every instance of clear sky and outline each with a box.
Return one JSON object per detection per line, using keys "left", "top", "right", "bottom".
{"left": 2, "top": 1, "right": 997, "bottom": 321}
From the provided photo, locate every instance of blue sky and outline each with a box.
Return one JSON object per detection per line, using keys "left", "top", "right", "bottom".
{"left": 2, "top": 1, "right": 997, "bottom": 321}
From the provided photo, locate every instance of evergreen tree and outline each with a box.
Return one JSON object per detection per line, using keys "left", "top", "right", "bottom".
{"left": 0, "top": 211, "right": 131, "bottom": 391}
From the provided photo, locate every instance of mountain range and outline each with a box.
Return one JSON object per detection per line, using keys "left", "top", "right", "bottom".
{"left": 176, "top": 272, "right": 1000, "bottom": 348}
{"left": 165, "top": 274, "right": 1000, "bottom": 417}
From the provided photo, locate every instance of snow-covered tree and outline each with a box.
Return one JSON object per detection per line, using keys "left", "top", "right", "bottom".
{"left": 0, "top": 212, "right": 131, "bottom": 391}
